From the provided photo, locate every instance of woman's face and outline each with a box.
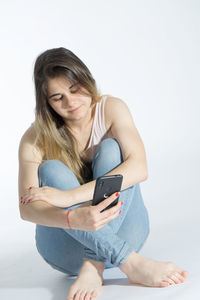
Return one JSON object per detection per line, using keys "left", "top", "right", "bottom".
{"left": 47, "top": 75, "right": 93, "bottom": 128}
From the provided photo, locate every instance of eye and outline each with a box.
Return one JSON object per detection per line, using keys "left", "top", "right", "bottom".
{"left": 54, "top": 95, "right": 63, "bottom": 101}
{"left": 71, "top": 87, "right": 79, "bottom": 93}
{"left": 52, "top": 87, "right": 80, "bottom": 101}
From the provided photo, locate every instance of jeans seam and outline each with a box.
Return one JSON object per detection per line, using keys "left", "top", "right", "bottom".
{"left": 83, "top": 234, "right": 131, "bottom": 267}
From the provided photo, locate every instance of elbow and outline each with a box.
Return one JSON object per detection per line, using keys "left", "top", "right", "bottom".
{"left": 20, "top": 211, "right": 26, "bottom": 220}
{"left": 142, "top": 169, "right": 148, "bottom": 181}
{"left": 19, "top": 206, "right": 26, "bottom": 220}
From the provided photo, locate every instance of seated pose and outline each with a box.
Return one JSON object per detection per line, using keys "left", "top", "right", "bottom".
{"left": 18, "top": 47, "right": 188, "bottom": 300}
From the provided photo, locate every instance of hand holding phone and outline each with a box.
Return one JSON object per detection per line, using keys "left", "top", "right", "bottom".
{"left": 92, "top": 174, "right": 123, "bottom": 212}
{"left": 68, "top": 191, "right": 123, "bottom": 231}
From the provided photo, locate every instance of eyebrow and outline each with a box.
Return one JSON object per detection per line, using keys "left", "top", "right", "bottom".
{"left": 48, "top": 84, "right": 76, "bottom": 99}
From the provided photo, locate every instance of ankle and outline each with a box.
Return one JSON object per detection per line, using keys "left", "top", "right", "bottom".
{"left": 83, "top": 259, "right": 105, "bottom": 273}
{"left": 119, "top": 252, "right": 141, "bottom": 274}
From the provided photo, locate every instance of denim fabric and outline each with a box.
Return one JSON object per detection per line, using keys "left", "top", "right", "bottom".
{"left": 35, "top": 138, "right": 150, "bottom": 276}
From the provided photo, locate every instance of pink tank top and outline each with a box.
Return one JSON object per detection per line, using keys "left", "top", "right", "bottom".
{"left": 31, "top": 95, "right": 111, "bottom": 164}
{"left": 84, "top": 94, "right": 110, "bottom": 162}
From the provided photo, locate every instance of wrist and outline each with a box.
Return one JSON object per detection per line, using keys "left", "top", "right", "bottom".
{"left": 66, "top": 208, "right": 76, "bottom": 229}
{"left": 67, "top": 209, "right": 72, "bottom": 229}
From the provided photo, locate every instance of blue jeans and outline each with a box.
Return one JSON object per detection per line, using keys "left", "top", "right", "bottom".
{"left": 35, "top": 138, "right": 150, "bottom": 276}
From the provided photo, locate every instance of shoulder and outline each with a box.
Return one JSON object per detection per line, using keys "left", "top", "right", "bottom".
{"left": 104, "top": 95, "right": 131, "bottom": 131}
{"left": 19, "top": 123, "right": 37, "bottom": 146}
{"left": 104, "top": 94, "right": 128, "bottom": 107}
{"left": 18, "top": 123, "right": 43, "bottom": 163}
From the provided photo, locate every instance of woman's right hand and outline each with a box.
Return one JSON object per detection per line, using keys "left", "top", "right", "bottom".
{"left": 68, "top": 192, "right": 122, "bottom": 231}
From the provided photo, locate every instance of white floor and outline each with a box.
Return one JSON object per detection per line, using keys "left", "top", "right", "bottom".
{"left": 1, "top": 218, "right": 199, "bottom": 300}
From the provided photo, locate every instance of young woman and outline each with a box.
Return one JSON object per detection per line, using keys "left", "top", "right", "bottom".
{"left": 18, "top": 47, "right": 188, "bottom": 300}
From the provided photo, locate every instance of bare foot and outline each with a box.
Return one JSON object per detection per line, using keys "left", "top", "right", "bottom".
{"left": 67, "top": 259, "right": 105, "bottom": 300}
{"left": 120, "top": 252, "right": 189, "bottom": 288}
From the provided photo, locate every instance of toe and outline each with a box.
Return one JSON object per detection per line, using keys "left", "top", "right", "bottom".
{"left": 182, "top": 271, "right": 189, "bottom": 278}
{"left": 90, "top": 291, "right": 97, "bottom": 299}
{"left": 165, "top": 277, "right": 175, "bottom": 285}
{"left": 79, "top": 291, "right": 86, "bottom": 300}
{"left": 160, "top": 281, "right": 170, "bottom": 287}
{"left": 84, "top": 292, "right": 91, "bottom": 300}
{"left": 74, "top": 290, "right": 81, "bottom": 300}
{"left": 169, "top": 274, "right": 181, "bottom": 284}
{"left": 174, "top": 272, "right": 185, "bottom": 283}
{"left": 176, "top": 267, "right": 189, "bottom": 278}
{"left": 67, "top": 289, "right": 75, "bottom": 300}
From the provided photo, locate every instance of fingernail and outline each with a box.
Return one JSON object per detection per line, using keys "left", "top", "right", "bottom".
{"left": 23, "top": 201, "right": 25, "bottom": 204}
{"left": 119, "top": 210, "right": 121, "bottom": 214}
{"left": 28, "top": 199, "right": 32, "bottom": 202}
{"left": 121, "top": 201, "right": 123, "bottom": 205}
{"left": 115, "top": 192, "right": 120, "bottom": 197}
{"left": 20, "top": 196, "right": 23, "bottom": 200}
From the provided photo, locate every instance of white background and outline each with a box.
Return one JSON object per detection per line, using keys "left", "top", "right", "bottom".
{"left": 0, "top": 1, "right": 199, "bottom": 299}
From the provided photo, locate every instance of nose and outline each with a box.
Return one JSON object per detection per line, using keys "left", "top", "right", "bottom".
{"left": 62, "top": 93, "right": 77, "bottom": 109}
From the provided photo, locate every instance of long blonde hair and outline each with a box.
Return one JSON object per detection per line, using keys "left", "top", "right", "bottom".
{"left": 33, "top": 47, "right": 102, "bottom": 184}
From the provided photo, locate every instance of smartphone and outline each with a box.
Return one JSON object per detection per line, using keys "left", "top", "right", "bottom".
{"left": 92, "top": 174, "right": 123, "bottom": 212}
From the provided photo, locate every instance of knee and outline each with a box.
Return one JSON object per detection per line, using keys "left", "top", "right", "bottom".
{"left": 94, "top": 138, "right": 123, "bottom": 166}
{"left": 38, "top": 159, "right": 75, "bottom": 187}
{"left": 39, "top": 159, "right": 71, "bottom": 177}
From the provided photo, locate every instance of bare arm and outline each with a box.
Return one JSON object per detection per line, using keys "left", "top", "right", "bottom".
{"left": 18, "top": 125, "right": 122, "bottom": 230}
{"left": 69, "top": 97, "right": 148, "bottom": 205}
{"left": 69, "top": 156, "right": 147, "bottom": 205}
{"left": 18, "top": 125, "right": 69, "bottom": 228}
{"left": 20, "top": 200, "right": 70, "bottom": 228}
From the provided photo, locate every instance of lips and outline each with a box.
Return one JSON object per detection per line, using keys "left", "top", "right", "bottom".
{"left": 68, "top": 105, "right": 81, "bottom": 112}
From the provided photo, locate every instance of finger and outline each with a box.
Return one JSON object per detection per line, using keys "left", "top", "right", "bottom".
{"left": 100, "top": 200, "right": 122, "bottom": 221}
{"left": 21, "top": 191, "right": 33, "bottom": 200}
{"left": 20, "top": 195, "right": 27, "bottom": 204}
{"left": 21, "top": 193, "right": 39, "bottom": 204}
{"left": 25, "top": 187, "right": 33, "bottom": 194}
{"left": 96, "top": 208, "right": 121, "bottom": 229}
{"left": 20, "top": 196, "right": 33, "bottom": 205}
{"left": 27, "top": 186, "right": 38, "bottom": 193}
{"left": 97, "top": 205, "right": 121, "bottom": 226}
{"left": 19, "top": 196, "right": 24, "bottom": 204}
{"left": 25, "top": 187, "right": 39, "bottom": 195}
{"left": 20, "top": 187, "right": 40, "bottom": 204}
{"left": 96, "top": 192, "right": 120, "bottom": 212}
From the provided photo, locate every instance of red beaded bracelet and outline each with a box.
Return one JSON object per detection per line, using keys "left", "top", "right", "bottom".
{"left": 67, "top": 209, "right": 72, "bottom": 229}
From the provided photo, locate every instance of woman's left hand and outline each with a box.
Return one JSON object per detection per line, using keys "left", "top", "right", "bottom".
{"left": 20, "top": 186, "right": 72, "bottom": 208}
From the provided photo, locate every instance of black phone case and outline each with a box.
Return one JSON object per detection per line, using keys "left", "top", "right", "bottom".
{"left": 92, "top": 174, "right": 123, "bottom": 212}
